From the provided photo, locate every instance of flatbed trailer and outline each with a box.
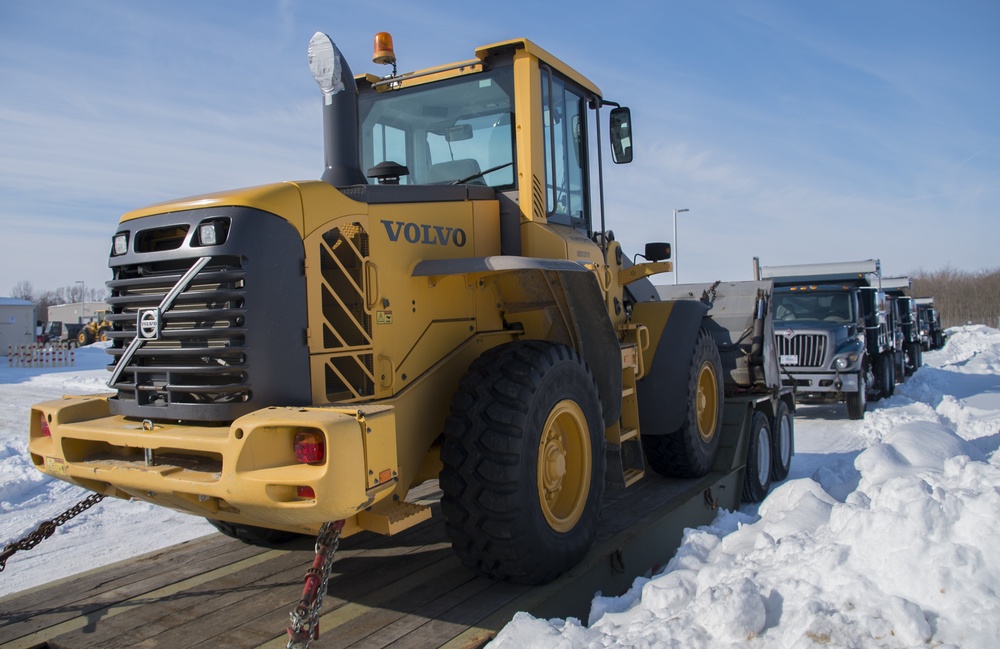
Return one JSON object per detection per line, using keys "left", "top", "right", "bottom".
{"left": 1, "top": 398, "right": 764, "bottom": 649}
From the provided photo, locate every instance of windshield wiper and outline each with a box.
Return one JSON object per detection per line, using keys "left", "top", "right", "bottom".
{"left": 452, "top": 161, "right": 513, "bottom": 185}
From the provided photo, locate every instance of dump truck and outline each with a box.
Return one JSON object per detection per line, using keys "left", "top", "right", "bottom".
{"left": 758, "top": 259, "right": 896, "bottom": 420}
{"left": 883, "top": 277, "right": 922, "bottom": 375}
{"left": 28, "top": 32, "right": 793, "bottom": 585}
{"left": 915, "top": 297, "right": 946, "bottom": 350}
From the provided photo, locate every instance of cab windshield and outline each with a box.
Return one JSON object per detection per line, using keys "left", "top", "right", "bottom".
{"left": 773, "top": 291, "right": 855, "bottom": 323}
{"left": 358, "top": 68, "right": 515, "bottom": 187}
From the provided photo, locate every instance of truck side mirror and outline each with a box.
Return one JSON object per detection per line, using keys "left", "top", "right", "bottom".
{"left": 644, "top": 242, "right": 671, "bottom": 262}
{"left": 609, "top": 107, "right": 633, "bottom": 164}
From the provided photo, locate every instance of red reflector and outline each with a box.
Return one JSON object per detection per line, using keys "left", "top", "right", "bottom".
{"left": 293, "top": 430, "right": 324, "bottom": 464}
{"left": 297, "top": 486, "right": 316, "bottom": 499}
{"left": 39, "top": 414, "right": 52, "bottom": 437}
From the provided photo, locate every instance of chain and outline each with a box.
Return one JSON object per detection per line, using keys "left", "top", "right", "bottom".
{"left": 700, "top": 280, "right": 721, "bottom": 306}
{"left": 286, "top": 519, "right": 345, "bottom": 649}
{"left": 0, "top": 492, "right": 106, "bottom": 572}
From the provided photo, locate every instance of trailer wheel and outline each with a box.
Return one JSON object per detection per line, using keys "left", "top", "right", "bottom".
{"left": 642, "top": 328, "right": 724, "bottom": 479}
{"left": 770, "top": 400, "right": 793, "bottom": 482}
{"left": 440, "top": 341, "right": 605, "bottom": 584}
{"left": 846, "top": 371, "right": 866, "bottom": 420}
{"left": 207, "top": 520, "right": 301, "bottom": 546}
{"left": 742, "top": 411, "right": 772, "bottom": 503}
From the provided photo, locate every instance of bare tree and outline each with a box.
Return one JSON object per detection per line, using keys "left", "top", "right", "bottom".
{"left": 911, "top": 267, "right": 1000, "bottom": 329}
{"left": 10, "top": 280, "right": 34, "bottom": 301}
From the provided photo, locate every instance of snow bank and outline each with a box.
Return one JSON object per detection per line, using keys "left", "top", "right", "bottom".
{"left": 490, "top": 326, "right": 1000, "bottom": 649}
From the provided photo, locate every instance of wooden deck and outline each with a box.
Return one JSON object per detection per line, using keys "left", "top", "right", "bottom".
{"left": 0, "top": 468, "right": 742, "bottom": 649}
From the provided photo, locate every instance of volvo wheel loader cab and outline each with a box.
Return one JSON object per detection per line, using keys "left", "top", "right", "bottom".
{"left": 28, "top": 32, "right": 787, "bottom": 585}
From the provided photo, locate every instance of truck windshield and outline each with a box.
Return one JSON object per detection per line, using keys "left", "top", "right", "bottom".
{"left": 358, "top": 67, "right": 515, "bottom": 188}
{"left": 773, "top": 291, "right": 854, "bottom": 323}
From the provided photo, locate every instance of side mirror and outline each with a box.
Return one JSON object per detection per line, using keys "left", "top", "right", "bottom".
{"left": 644, "top": 242, "right": 671, "bottom": 262}
{"left": 609, "top": 107, "right": 633, "bottom": 164}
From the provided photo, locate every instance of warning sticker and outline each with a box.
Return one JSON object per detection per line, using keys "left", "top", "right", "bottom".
{"left": 45, "top": 456, "right": 69, "bottom": 476}
{"left": 376, "top": 311, "right": 393, "bottom": 325}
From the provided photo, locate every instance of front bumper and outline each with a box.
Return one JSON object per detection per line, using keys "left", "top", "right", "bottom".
{"left": 780, "top": 370, "right": 859, "bottom": 395}
{"left": 29, "top": 395, "right": 399, "bottom": 535}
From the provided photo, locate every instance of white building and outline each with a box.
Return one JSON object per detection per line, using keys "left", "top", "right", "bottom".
{"left": 0, "top": 297, "right": 36, "bottom": 353}
{"left": 47, "top": 301, "right": 109, "bottom": 325}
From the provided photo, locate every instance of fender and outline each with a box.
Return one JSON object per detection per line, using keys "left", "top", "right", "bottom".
{"left": 413, "top": 256, "right": 622, "bottom": 426}
{"left": 633, "top": 299, "right": 710, "bottom": 435}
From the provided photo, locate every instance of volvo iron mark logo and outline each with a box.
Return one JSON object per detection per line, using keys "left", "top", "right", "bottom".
{"left": 138, "top": 308, "right": 161, "bottom": 340}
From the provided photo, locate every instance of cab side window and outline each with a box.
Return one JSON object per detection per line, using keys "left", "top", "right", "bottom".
{"left": 542, "top": 67, "right": 588, "bottom": 230}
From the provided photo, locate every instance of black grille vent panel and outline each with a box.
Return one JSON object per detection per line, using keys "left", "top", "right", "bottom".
{"left": 774, "top": 334, "right": 828, "bottom": 368}
{"left": 105, "top": 206, "right": 311, "bottom": 422}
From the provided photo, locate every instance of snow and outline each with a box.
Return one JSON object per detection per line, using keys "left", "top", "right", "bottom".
{"left": 2, "top": 329, "right": 999, "bottom": 648}
{"left": 490, "top": 326, "right": 1000, "bottom": 649}
{"left": 0, "top": 343, "right": 215, "bottom": 596}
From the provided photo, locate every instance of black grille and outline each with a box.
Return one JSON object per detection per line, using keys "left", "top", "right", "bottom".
{"left": 105, "top": 206, "right": 311, "bottom": 422}
{"left": 106, "top": 256, "right": 250, "bottom": 410}
{"left": 775, "top": 333, "right": 828, "bottom": 368}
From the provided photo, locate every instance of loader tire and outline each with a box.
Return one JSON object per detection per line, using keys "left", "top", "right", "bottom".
{"left": 440, "top": 341, "right": 605, "bottom": 585}
{"left": 742, "top": 410, "right": 772, "bottom": 503}
{"left": 642, "top": 328, "right": 724, "bottom": 479}
{"left": 770, "top": 400, "right": 793, "bottom": 482}
{"left": 207, "top": 520, "right": 301, "bottom": 546}
{"left": 77, "top": 329, "right": 92, "bottom": 347}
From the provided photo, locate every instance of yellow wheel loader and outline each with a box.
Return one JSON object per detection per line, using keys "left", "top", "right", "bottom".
{"left": 29, "top": 33, "right": 793, "bottom": 584}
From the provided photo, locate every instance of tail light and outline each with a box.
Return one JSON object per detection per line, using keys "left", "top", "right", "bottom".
{"left": 39, "top": 413, "right": 52, "bottom": 437}
{"left": 293, "top": 430, "right": 324, "bottom": 464}
{"left": 296, "top": 486, "right": 316, "bottom": 499}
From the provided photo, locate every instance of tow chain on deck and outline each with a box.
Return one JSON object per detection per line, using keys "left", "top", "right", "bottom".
{"left": 286, "top": 519, "right": 345, "bottom": 649}
{"left": 0, "top": 492, "right": 106, "bottom": 572}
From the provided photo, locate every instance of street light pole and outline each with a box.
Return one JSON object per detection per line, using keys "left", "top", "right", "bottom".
{"left": 672, "top": 208, "right": 689, "bottom": 285}
{"left": 76, "top": 280, "right": 85, "bottom": 323}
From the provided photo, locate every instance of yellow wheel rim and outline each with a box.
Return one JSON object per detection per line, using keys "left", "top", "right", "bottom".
{"left": 695, "top": 361, "right": 719, "bottom": 443}
{"left": 537, "top": 400, "right": 592, "bottom": 533}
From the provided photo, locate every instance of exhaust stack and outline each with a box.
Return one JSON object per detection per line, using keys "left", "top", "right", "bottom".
{"left": 308, "top": 32, "right": 366, "bottom": 186}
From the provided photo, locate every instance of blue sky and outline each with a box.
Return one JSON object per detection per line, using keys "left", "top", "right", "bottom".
{"left": 2, "top": 0, "right": 998, "bottom": 296}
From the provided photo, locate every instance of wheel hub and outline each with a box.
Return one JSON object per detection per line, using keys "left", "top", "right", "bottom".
{"left": 695, "top": 361, "right": 719, "bottom": 443}
{"left": 537, "top": 400, "right": 591, "bottom": 533}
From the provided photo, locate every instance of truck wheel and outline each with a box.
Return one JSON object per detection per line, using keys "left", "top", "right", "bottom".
{"left": 875, "top": 355, "right": 893, "bottom": 400}
{"left": 770, "top": 400, "right": 793, "bottom": 482}
{"left": 77, "top": 329, "right": 92, "bottom": 346}
{"left": 440, "top": 341, "right": 605, "bottom": 584}
{"left": 846, "top": 371, "right": 866, "bottom": 420}
{"left": 742, "top": 411, "right": 772, "bottom": 503}
{"left": 207, "top": 520, "right": 301, "bottom": 546}
{"left": 642, "top": 328, "right": 724, "bottom": 479}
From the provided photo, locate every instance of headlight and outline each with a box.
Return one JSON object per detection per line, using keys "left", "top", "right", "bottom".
{"left": 834, "top": 357, "right": 849, "bottom": 370}
{"left": 112, "top": 233, "right": 129, "bottom": 256}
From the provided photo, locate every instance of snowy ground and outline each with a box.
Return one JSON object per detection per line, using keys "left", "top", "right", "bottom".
{"left": 2, "top": 329, "right": 999, "bottom": 648}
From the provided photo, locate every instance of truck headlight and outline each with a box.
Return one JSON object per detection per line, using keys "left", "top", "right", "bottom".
{"left": 834, "top": 357, "right": 849, "bottom": 370}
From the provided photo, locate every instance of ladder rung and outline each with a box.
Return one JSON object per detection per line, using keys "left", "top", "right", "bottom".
{"left": 622, "top": 468, "right": 645, "bottom": 487}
